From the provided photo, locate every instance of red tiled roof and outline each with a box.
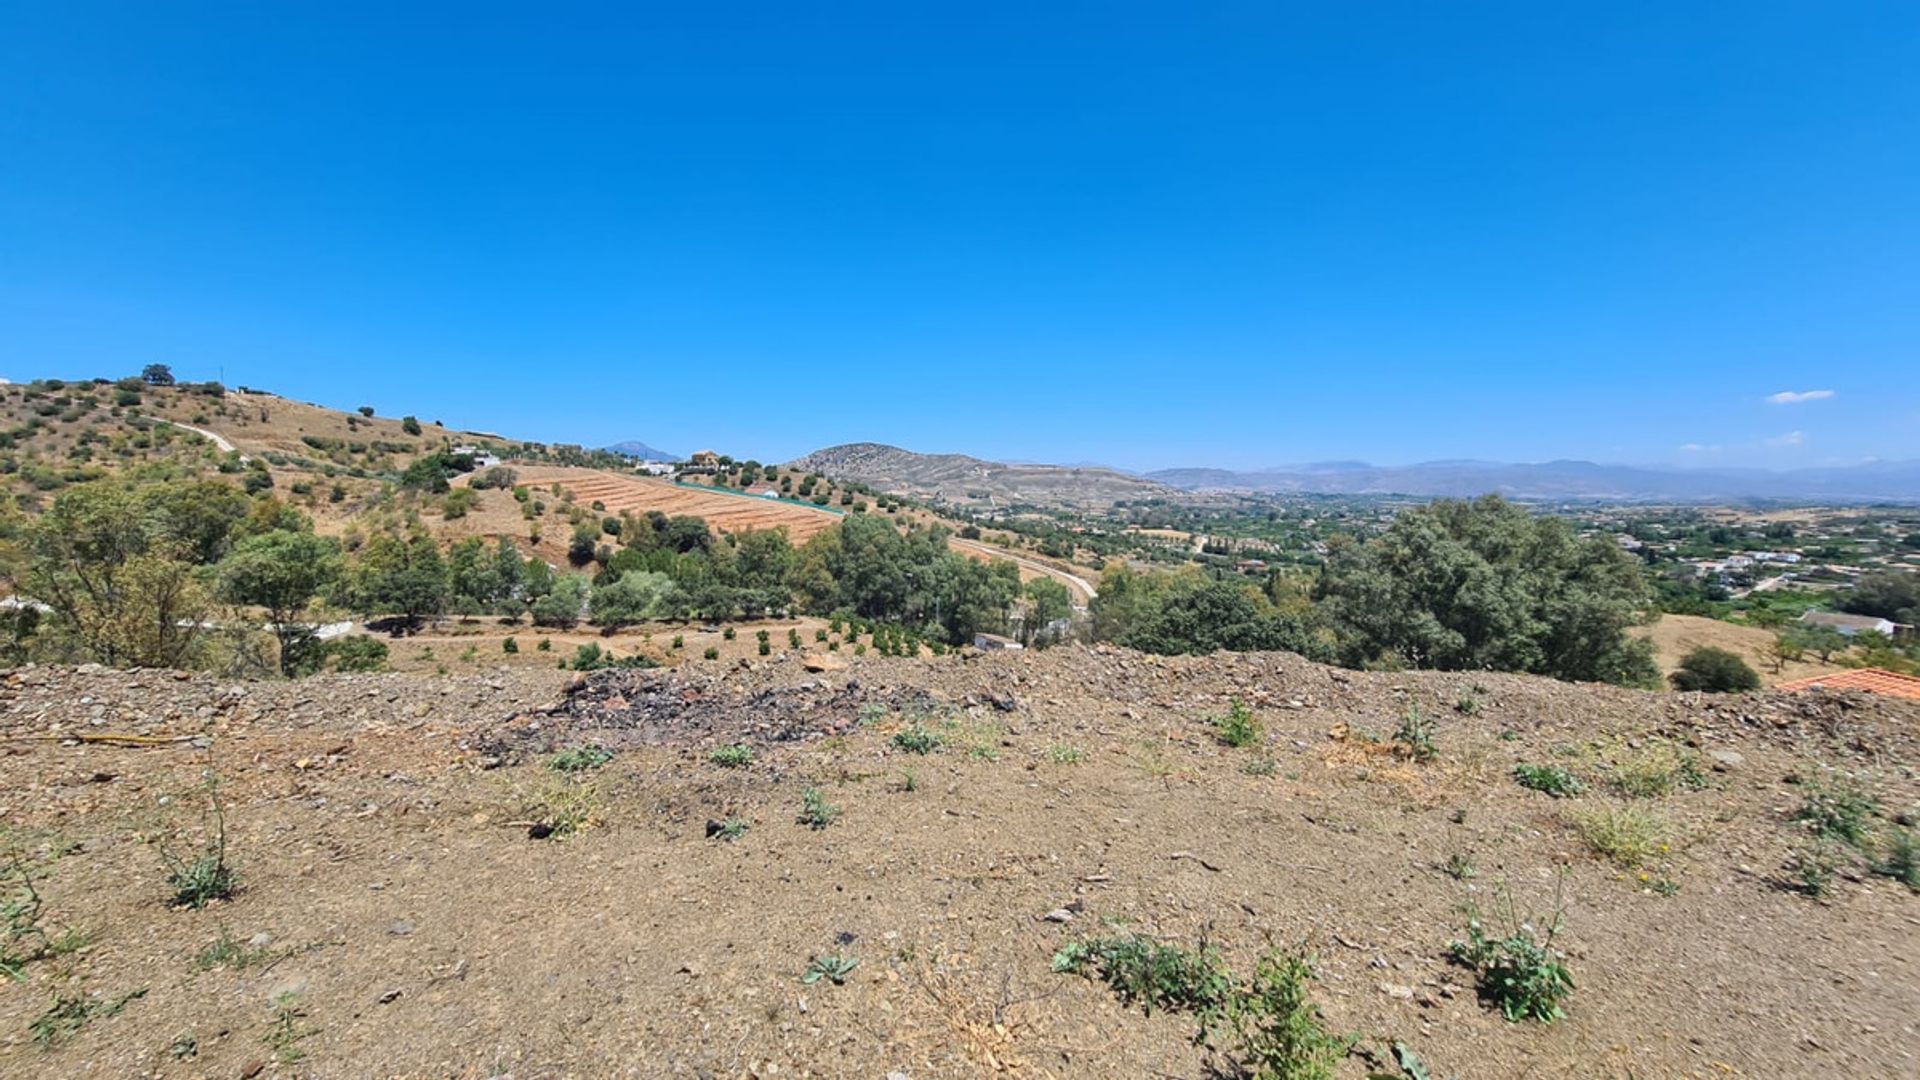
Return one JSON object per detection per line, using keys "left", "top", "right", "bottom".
{"left": 1774, "top": 668, "right": 1920, "bottom": 701}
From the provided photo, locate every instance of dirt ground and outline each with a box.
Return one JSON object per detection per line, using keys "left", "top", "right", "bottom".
{"left": 1, "top": 649, "right": 1916, "bottom": 1079}
{"left": 1636, "top": 614, "right": 1850, "bottom": 687}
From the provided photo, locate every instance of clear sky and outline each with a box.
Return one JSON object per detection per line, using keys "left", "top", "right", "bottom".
{"left": 3, "top": 3, "right": 1916, "bottom": 472}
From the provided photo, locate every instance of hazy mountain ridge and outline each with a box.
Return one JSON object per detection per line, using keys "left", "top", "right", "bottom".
{"left": 1146, "top": 459, "right": 1920, "bottom": 502}
{"left": 605, "top": 440, "right": 680, "bottom": 461}
{"left": 787, "top": 442, "right": 1182, "bottom": 510}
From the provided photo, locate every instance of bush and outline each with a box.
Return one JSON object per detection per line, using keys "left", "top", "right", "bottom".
{"left": 1564, "top": 803, "right": 1669, "bottom": 868}
{"left": 320, "top": 635, "right": 389, "bottom": 673}
{"left": 1795, "top": 777, "right": 1878, "bottom": 847}
{"left": 703, "top": 646, "right": 719, "bottom": 660}
{"left": 1669, "top": 646, "right": 1760, "bottom": 693}
{"left": 1450, "top": 882, "right": 1574, "bottom": 1023}
{"left": 401, "top": 415, "right": 422, "bottom": 436}
{"left": 891, "top": 724, "right": 941, "bottom": 754}
{"left": 1200, "top": 949, "right": 1346, "bottom": 1080}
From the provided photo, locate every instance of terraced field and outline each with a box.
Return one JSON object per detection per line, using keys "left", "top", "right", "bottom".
{"left": 501, "top": 466, "right": 842, "bottom": 541}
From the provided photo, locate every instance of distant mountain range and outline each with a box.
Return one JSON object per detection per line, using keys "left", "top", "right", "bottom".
{"left": 605, "top": 440, "right": 679, "bottom": 461}
{"left": 790, "top": 443, "right": 1920, "bottom": 507}
{"left": 1143, "top": 459, "right": 1920, "bottom": 502}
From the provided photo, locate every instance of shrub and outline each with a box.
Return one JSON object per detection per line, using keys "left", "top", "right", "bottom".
{"left": 155, "top": 769, "right": 238, "bottom": 909}
{"left": 1051, "top": 932, "right": 1231, "bottom": 1017}
{"left": 503, "top": 636, "right": 519, "bottom": 653}
{"left": 1669, "top": 646, "right": 1761, "bottom": 693}
{"left": 703, "top": 646, "right": 720, "bottom": 660}
{"left": 1610, "top": 744, "right": 1707, "bottom": 798}
{"left": 1795, "top": 777, "right": 1878, "bottom": 847}
{"left": 1512, "top": 763, "right": 1583, "bottom": 798}
{"left": 1214, "top": 699, "right": 1260, "bottom": 749}
{"left": 401, "top": 415, "right": 422, "bottom": 436}
{"left": 1450, "top": 882, "right": 1574, "bottom": 1023}
{"left": 1200, "top": 949, "right": 1347, "bottom": 1080}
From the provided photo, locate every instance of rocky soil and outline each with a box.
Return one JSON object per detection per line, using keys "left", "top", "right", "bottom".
{"left": 1, "top": 647, "right": 1916, "bottom": 1078}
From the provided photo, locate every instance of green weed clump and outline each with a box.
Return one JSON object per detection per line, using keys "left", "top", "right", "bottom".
{"left": 1512, "top": 763, "right": 1583, "bottom": 798}
{"left": 549, "top": 746, "right": 613, "bottom": 773}
{"left": 1876, "top": 828, "right": 1919, "bottom": 891}
{"left": 798, "top": 787, "right": 839, "bottom": 829}
{"left": 891, "top": 724, "right": 941, "bottom": 755}
{"left": 1449, "top": 882, "right": 1574, "bottom": 1024}
{"left": 709, "top": 744, "right": 754, "bottom": 768}
{"left": 1052, "top": 931, "right": 1231, "bottom": 1016}
{"left": 1564, "top": 803, "right": 1669, "bottom": 868}
{"left": 1394, "top": 706, "right": 1437, "bottom": 762}
{"left": 1214, "top": 700, "right": 1261, "bottom": 749}
{"left": 1794, "top": 777, "right": 1877, "bottom": 848}
{"left": 1199, "top": 949, "right": 1347, "bottom": 1080}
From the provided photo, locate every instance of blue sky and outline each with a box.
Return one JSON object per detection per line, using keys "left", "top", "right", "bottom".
{"left": 3, "top": 3, "right": 1916, "bottom": 472}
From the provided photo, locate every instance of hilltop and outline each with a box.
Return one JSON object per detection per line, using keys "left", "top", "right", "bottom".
{"left": 788, "top": 442, "right": 1183, "bottom": 511}
{"left": 1, "top": 648, "right": 1915, "bottom": 1077}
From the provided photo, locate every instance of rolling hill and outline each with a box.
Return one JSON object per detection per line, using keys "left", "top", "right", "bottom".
{"left": 787, "top": 442, "right": 1184, "bottom": 511}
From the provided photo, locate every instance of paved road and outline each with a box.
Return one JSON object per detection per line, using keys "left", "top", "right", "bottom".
{"left": 949, "top": 537, "right": 1098, "bottom": 604}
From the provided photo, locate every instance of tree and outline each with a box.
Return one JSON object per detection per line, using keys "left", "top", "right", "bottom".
{"left": 141, "top": 363, "right": 175, "bottom": 386}
{"left": 590, "top": 571, "right": 677, "bottom": 630}
{"left": 401, "top": 415, "right": 423, "bottom": 436}
{"left": 1314, "top": 496, "right": 1659, "bottom": 687}
{"left": 216, "top": 530, "right": 343, "bottom": 674}
{"left": 358, "top": 405, "right": 375, "bottom": 417}
{"left": 568, "top": 525, "right": 599, "bottom": 567}
{"left": 1021, "top": 577, "right": 1073, "bottom": 647}
{"left": 25, "top": 482, "right": 210, "bottom": 668}
{"left": 1765, "top": 631, "right": 1804, "bottom": 674}
{"left": 532, "top": 574, "right": 589, "bottom": 628}
{"left": 1840, "top": 572, "right": 1918, "bottom": 624}
{"left": 1670, "top": 646, "right": 1761, "bottom": 693}
{"left": 346, "top": 531, "right": 449, "bottom": 625}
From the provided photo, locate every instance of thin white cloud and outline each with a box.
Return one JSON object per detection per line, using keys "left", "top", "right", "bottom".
{"left": 1766, "top": 389, "right": 1834, "bottom": 405}
{"left": 1764, "top": 430, "right": 1806, "bottom": 447}
{"left": 1677, "top": 442, "right": 1710, "bottom": 453}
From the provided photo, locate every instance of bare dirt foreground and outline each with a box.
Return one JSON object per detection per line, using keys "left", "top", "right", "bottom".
{"left": 1, "top": 649, "right": 1916, "bottom": 1079}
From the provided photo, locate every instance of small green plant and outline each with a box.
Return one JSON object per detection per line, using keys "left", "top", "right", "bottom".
{"left": 155, "top": 767, "right": 238, "bottom": 909}
{"left": 1449, "top": 880, "right": 1574, "bottom": 1024}
{"left": 1046, "top": 744, "right": 1084, "bottom": 765}
{"left": 670, "top": 635, "right": 683, "bottom": 650}
{"left": 502, "top": 636, "right": 519, "bottom": 653}
{"left": 2, "top": 850, "right": 56, "bottom": 982}
{"left": 536, "top": 637, "right": 552, "bottom": 652}
{"left": 712, "top": 817, "right": 749, "bottom": 841}
{"left": 522, "top": 776, "right": 601, "bottom": 838}
{"left": 1442, "top": 852, "right": 1477, "bottom": 881}
{"left": 815, "top": 628, "right": 828, "bottom": 642}
{"left": 1564, "top": 803, "right": 1669, "bottom": 868}
{"left": 1394, "top": 706, "right": 1437, "bottom": 762}
{"left": 858, "top": 703, "right": 889, "bottom": 726}
{"left": 1052, "top": 931, "right": 1231, "bottom": 1017}
{"left": 1241, "top": 757, "right": 1279, "bottom": 777}
{"left": 891, "top": 724, "right": 941, "bottom": 755}
{"left": 723, "top": 627, "right": 736, "bottom": 641}
{"left": 899, "top": 769, "right": 919, "bottom": 792}
{"left": 549, "top": 746, "right": 614, "bottom": 773}
{"left": 1794, "top": 777, "right": 1878, "bottom": 848}
{"left": 1876, "top": 828, "right": 1919, "bottom": 891}
{"left": 263, "top": 992, "right": 314, "bottom": 1063}
{"left": 709, "top": 744, "right": 754, "bottom": 768}
{"left": 196, "top": 929, "right": 276, "bottom": 970}
{"left": 1790, "top": 843, "right": 1837, "bottom": 898}
{"left": 703, "top": 646, "right": 720, "bottom": 660}
{"left": 1512, "top": 763, "right": 1583, "bottom": 798}
{"left": 798, "top": 787, "right": 839, "bottom": 829}
{"left": 1454, "top": 693, "right": 1481, "bottom": 716}
{"left": 1214, "top": 699, "right": 1261, "bottom": 749}
{"left": 1199, "top": 948, "right": 1347, "bottom": 1080}
{"left": 802, "top": 952, "right": 859, "bottom": 985}
{"left": 31, "top": 986, "right": 147, "bottom": 1047}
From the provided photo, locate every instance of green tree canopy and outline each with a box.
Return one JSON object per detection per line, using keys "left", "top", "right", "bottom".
{"left": 1314, "top": 495, "right": 1658, "bottom": 686}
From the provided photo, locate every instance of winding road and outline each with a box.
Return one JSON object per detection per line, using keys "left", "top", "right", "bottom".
{"left": 949, "top": 537, "right": 1098, "bottom": 604}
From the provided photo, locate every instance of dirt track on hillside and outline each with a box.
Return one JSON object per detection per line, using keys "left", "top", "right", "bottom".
{"left": 1, "top": 650, "right": 1916, "bottom": 1078}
